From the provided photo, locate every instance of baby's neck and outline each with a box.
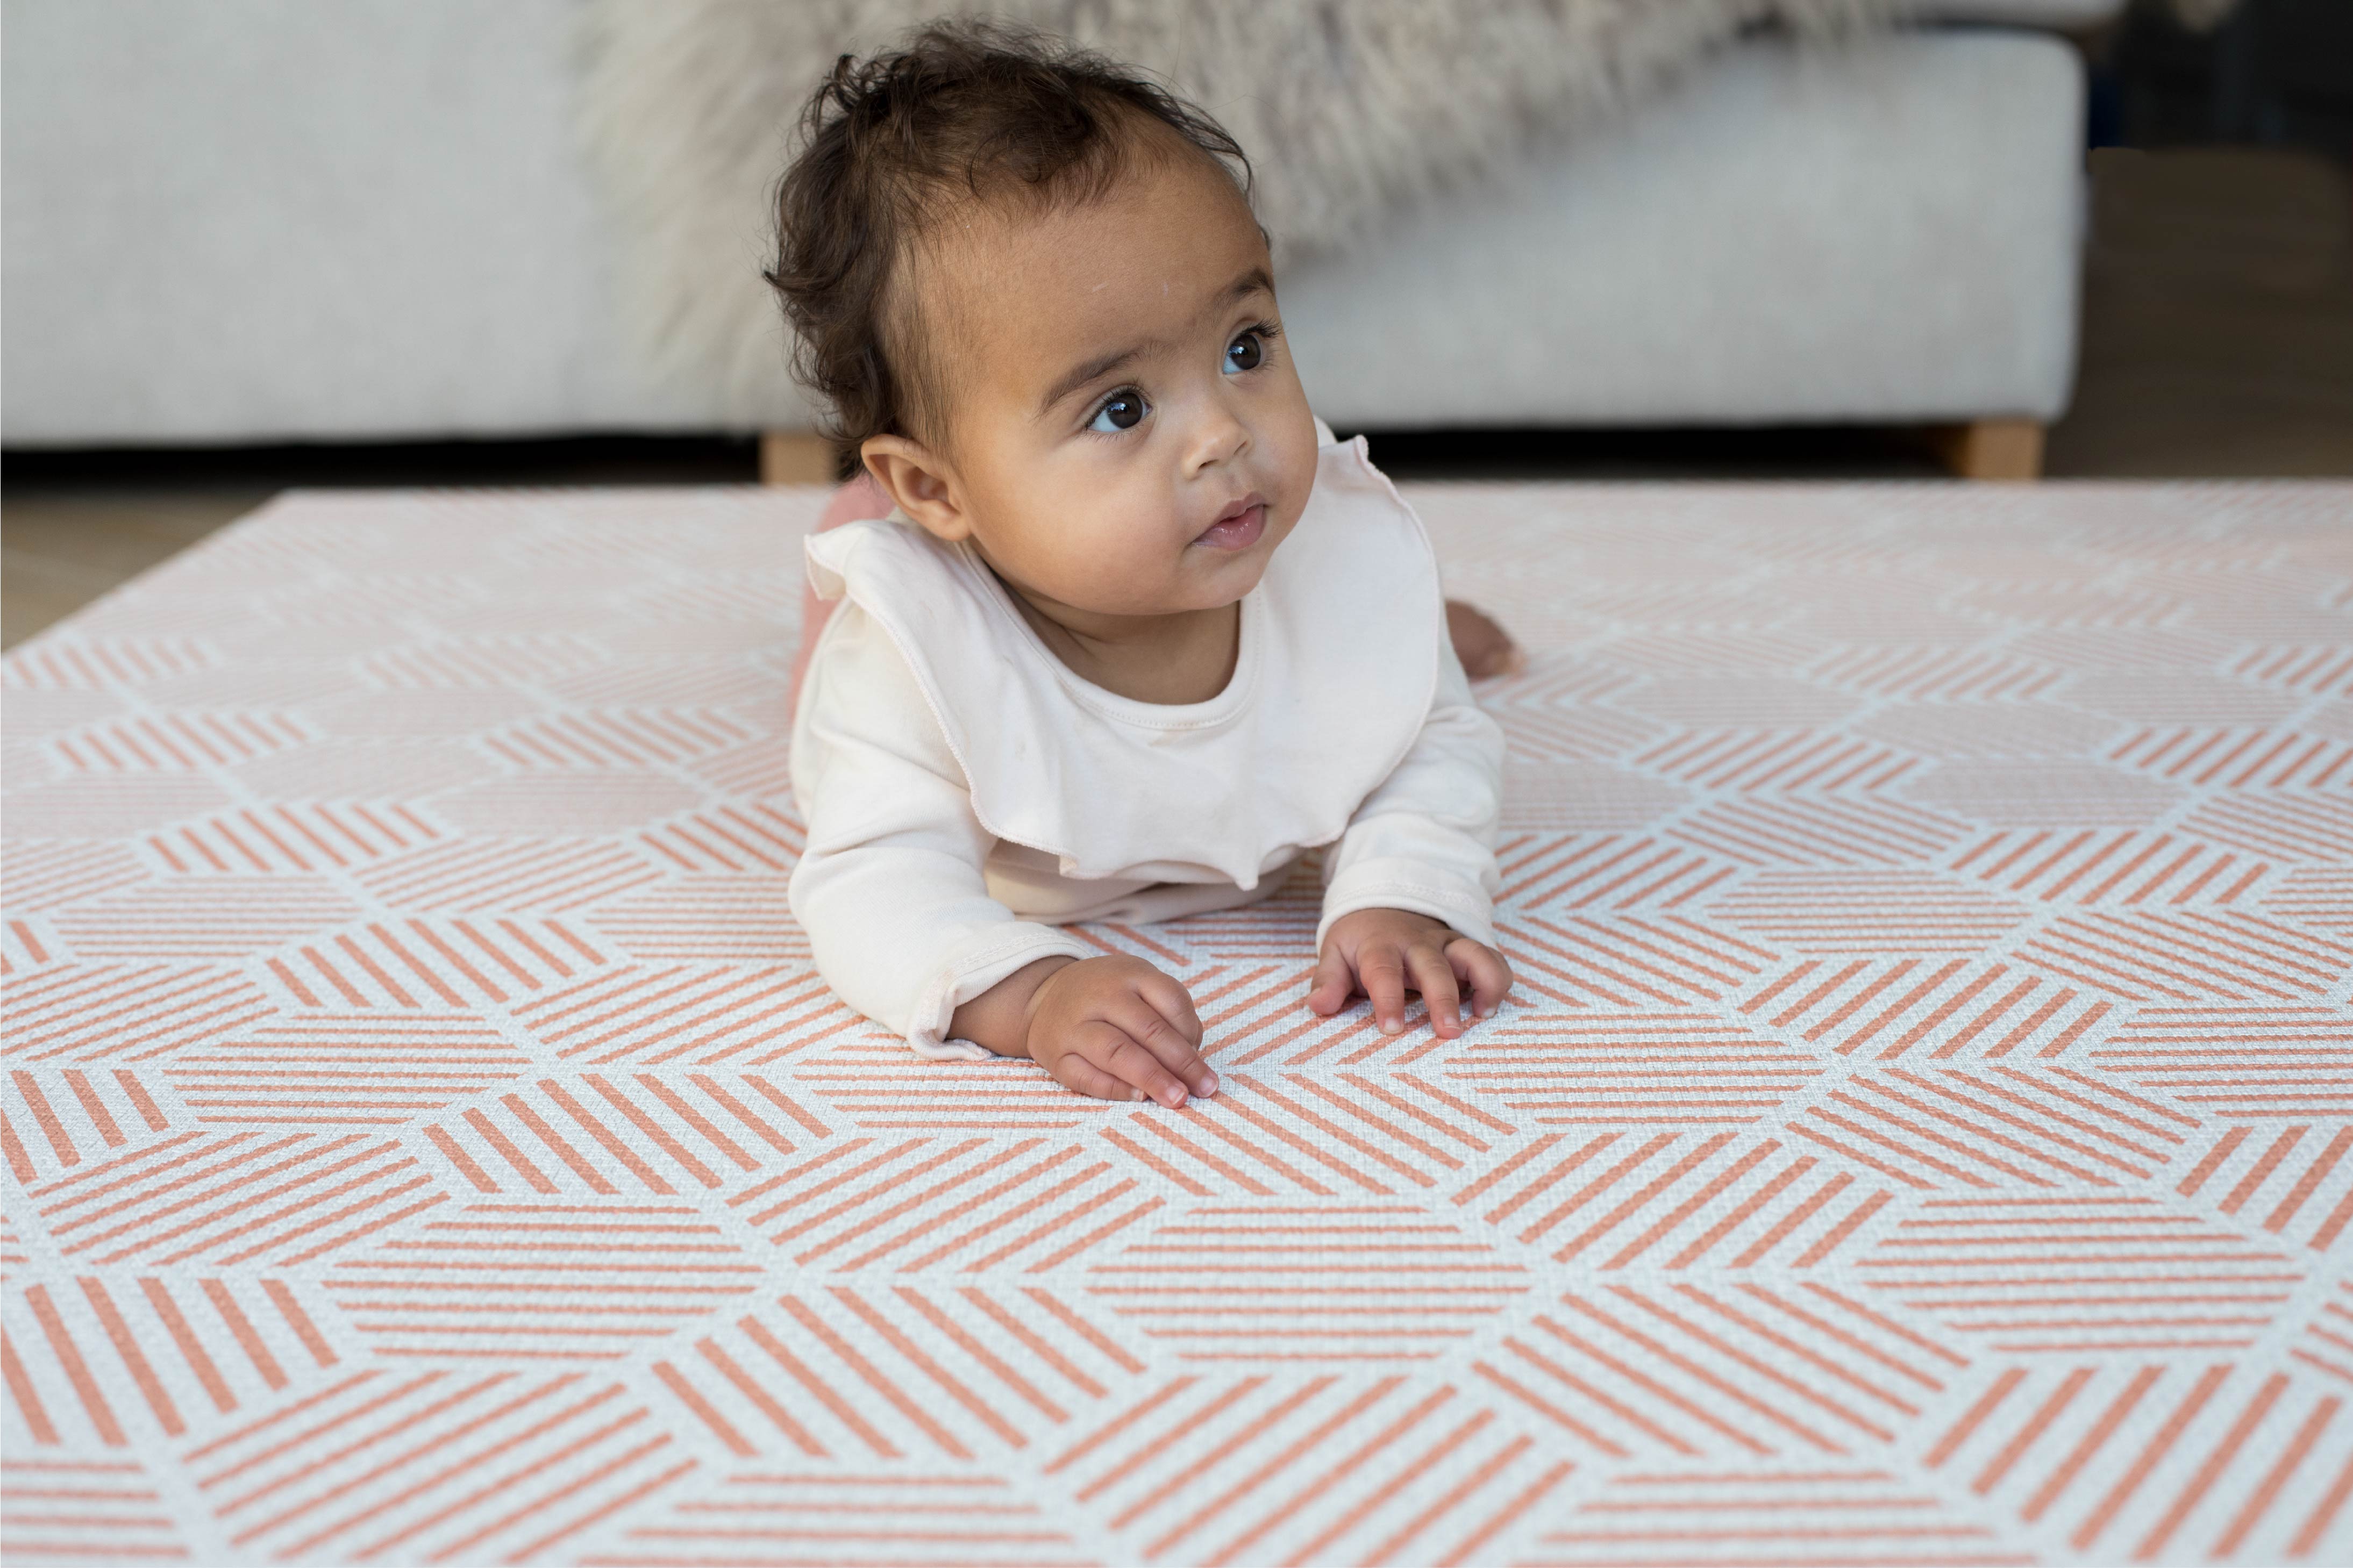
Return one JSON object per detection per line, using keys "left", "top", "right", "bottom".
{"left": 995, "top": 572, "right": 1240, "bottom": 705}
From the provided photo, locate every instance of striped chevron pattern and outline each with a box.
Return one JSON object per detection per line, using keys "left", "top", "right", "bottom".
{"left": 3, "top": 478, "right": 2349, "bottom": 1565}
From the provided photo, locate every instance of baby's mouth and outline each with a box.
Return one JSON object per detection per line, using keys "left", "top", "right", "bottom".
{"left": 1195, "top": 492, "right": 1268, "bottom": 552}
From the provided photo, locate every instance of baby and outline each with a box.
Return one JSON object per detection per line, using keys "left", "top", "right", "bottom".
{"left": 771, "top": 22, "right": 1513, "bottom": 1106}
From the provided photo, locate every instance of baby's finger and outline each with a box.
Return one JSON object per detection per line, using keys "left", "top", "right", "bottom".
{"left": 1306, "top": 943, "right": 1354, "bottom": 1016}
{"left": 1093, "top": 1025, "right": 1195, "bottom": 1109}
{"left": 1135, "top": 969, "right": 1205, "bottom": 1049}
{"left": 1406, "top": 942, "right": 1464, "bottom": 1036}
{"left": 1049, "top": 1048, "right": 1142, "bottom": 1104}
{"left": 1113, "top": 994, "right": 1217, "bottom": 1099}
{"left": 1448, "top": 938, "right": 1513, "bottom": 1019}
{"left": 1358, "top": 942, "right": 1410, "bottom": 1034}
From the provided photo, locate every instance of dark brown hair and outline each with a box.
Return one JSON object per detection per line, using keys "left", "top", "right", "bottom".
{"left": 764, "top": 20, "right": 1251, "bottom": 475}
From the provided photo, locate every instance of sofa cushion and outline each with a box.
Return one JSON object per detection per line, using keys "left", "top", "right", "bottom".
{"left": 1281, "top": 30, "right": 2086, "bottom": 428}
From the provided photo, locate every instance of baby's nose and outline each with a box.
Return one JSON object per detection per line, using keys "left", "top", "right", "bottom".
{"left": 1183, "top": 409, "right": 1250, "bottom": 473}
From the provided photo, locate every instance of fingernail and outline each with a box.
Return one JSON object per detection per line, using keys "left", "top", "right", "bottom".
{"left": 1380, "top": 1016, "right": 1402, "bottom": 1034}
{"left": 1201, "top": 1075, "right": 1219, "bottom": 1096}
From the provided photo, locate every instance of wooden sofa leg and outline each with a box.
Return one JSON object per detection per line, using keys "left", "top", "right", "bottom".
{"left": 760, "top": 431, "right": 836, "bottom": 486}
{"left": 1926, "top": 419, "right": 2045, "bottom": 481}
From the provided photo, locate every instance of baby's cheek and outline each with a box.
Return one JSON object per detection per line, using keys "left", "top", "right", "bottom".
{"left": 1088, "top": 489, "right": 1191, "bottom": 604}
{"left": 1277, "top": 404, "right": 1323, "bottom": 504}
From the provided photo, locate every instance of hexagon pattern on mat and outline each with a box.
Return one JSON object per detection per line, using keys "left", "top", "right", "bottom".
{"left": 4, "top": 479, "right": 2350, "bottom": 1566}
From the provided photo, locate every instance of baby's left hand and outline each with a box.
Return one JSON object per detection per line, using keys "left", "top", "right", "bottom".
{"left": 1308, "top": 908, "right": 1511, "bottom": 1038}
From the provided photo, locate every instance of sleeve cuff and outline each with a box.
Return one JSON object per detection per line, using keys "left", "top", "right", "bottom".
{"left": 903, "top": 922, "right": 1098, "bottom": 1061}
{"left": 1319, "top": 856, "right": 1500, "bottom": 952}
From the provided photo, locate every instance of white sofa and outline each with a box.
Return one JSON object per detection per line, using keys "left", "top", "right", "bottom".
{"left": 1, "top": 1, "right": 2117, "bottom": 476}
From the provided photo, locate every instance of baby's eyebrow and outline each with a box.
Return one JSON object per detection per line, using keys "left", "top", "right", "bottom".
{"left": 1224, "top": 266, "right": 1274, "bottom": 304}
{"left": 1038, "top": 342, "right": 1153, "bottom": 418}
{"left": 1035, "top": 265, "right": 1278, "bottom": 419}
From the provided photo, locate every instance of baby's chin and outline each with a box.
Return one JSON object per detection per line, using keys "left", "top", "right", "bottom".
{"left": 1074, "top": 569, "right": 1267, "bottom": 620}
{"left": 1046, "top": 545, "right": 1276, "bottom": 620}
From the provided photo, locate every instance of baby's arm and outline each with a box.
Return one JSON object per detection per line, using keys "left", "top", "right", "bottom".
{"left": 791, "top": 612, "right": 1215, "bottom": 1102}
{"left": 1310, "top": 634, "right": 1511, "bottom": 1034}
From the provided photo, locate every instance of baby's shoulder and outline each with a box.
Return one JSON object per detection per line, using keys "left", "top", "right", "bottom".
{"left": 790, "top": 584, "right": 975, "bottom": 803}
{"left": 794, "top": 519, "right": 1009, "bottom": 769}
{"left": 805, "top": 515, "right": 1016, "bottom": 671}
{"left": 805, "top": 514, "right": 990, "bottom": 619}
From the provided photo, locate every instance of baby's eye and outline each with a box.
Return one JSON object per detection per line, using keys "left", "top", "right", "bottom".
{"left": 1088, "top": 390, "right": 1149, "bottom": 433}
{"left": 1224, "top": 331, "right": 1264, "bottom": 375}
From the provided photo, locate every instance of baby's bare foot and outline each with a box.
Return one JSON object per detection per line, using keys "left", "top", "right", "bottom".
{"left": 1445, "top": 599, "right": 1524, "bottom": 680}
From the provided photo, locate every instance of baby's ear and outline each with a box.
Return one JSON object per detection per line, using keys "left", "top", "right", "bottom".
{"left": 860, "top": 436, "right": 969, "bottom": 543}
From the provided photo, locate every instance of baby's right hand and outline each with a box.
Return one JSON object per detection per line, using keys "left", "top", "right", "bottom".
{"left": 1023, "top": 955, "right": 1215, "bottom": 1108}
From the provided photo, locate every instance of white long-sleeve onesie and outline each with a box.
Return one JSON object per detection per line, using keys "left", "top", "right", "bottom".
{"left": 788, "top": 435, "right": 1505, "bottom": 1059}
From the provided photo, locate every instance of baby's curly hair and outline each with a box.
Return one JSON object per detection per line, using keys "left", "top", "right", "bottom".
{"left": 764, "top": 20, "right": 1251, "bottom": 477}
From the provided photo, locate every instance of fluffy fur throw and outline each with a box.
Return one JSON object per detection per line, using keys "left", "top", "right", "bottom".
{"left": 576, "top": 1, "right": 1908, "bottom": 426}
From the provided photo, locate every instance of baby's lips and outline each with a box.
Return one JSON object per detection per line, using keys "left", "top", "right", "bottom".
{"left": 1192, "top": 489, "right": 1269, "bottom": 542}
{"left": 1210, "top": 489, "right": 1267, "bottom": 527}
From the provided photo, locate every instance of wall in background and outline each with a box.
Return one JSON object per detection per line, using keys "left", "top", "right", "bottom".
{"left": 2096, "top": 0, "right": 2352, "bottom": 155}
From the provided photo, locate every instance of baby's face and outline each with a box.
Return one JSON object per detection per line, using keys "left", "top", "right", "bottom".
{"left": 884, "top": 144, "right": 1321, "bottom": 620}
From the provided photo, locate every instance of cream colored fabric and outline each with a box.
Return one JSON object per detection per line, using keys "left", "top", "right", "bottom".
{"left": 788, "top": 437, "right": 1504, "bottom": 1059}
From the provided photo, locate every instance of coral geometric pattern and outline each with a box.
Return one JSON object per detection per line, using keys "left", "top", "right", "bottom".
{"left": 4, "top": 478, "right": 2349, "bottom": 1566}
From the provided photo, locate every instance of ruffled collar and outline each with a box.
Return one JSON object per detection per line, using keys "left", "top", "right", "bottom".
{"left": 803, "top": 436, "right": 1443, "bottom": 887}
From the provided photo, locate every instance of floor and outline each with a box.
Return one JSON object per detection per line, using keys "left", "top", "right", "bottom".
{"left": 2048, "top": 146, "right": 2353, "bottom": 477}
{"left": 5, "top": 474, "right": 2347, "bottom": 1565}
{"left": 4, "top": 146, "right": 2350, "bottom": 652}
